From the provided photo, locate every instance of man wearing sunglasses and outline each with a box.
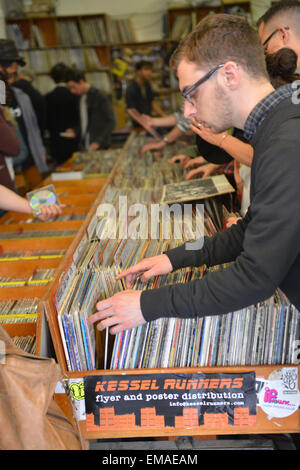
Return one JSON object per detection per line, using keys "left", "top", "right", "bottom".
{"left": 88, "top": 14, "right": 300, "bottom": 336}
{"left": 257, "top": 0, "right": 300, "bottom": 70}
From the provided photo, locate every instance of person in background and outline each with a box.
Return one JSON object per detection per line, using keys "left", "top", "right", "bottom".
{"left": 0, "top": 75, "right": 63, "bottom": 221}
{"left": 265, "top": 46, "right": 300, "bottom": 87}
{"left": 257, "top": 0, "right": 300, "bottom": 71}
{"left": 126, "top": 60, "right": 165, "bottom": 130}
{"left": 0, "top": 71, "right": 21, "bottom": 192}
{"left": 139, "top": 107, "right": 194, "bottom": 154}
{"left": 45, "top": 63, "right": 79, "bottom": 164}
{"left": 65, "top": 68, "right": 115, "bottom": 151}
{"left": 14, "top": 67, "right": 47, "bottom": 139}
{"left": 0, "top": 39, "right": 48, "bottom": 181}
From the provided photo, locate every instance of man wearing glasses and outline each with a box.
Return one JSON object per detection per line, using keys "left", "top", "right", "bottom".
{"left": 257, "top": 0, "right": 300, "bottom": 71}
{"left": 88, "top": 14, "right": 300, "bottom": 335}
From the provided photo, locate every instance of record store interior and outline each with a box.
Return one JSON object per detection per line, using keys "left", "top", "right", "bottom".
{"left": 0, "top": 0, "right": 299, "bottom": 453}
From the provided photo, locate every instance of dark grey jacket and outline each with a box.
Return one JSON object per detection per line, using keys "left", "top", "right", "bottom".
{"left": 140, "top": 95, "right": 300, "bottom": 321}
{"left": 76, "top": 86, "right": 115, "bottom": 150}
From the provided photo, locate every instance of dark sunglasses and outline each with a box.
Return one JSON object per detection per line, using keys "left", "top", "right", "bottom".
{"left": 263, "top": 26, "right": 290, "bottom": 51}
{"left": 182, "top": 63, "right": 225, "bottom": 105}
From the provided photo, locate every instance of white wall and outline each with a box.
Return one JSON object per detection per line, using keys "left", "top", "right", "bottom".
{"left": 55, "top": 0, "right": 170, "bottom": 41}
{"left": 251, "top": 0, "right": 272, "bottom": 25}
{"left": 0, "top": 1, "right": 6, "bottom": 38}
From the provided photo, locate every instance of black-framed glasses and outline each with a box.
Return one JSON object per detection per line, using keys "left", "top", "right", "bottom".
{"left": 182, "top": 63, "right": 225, "bottom": 105}
{"left": 263, "top": 26, "right": 290, "bottom": 52}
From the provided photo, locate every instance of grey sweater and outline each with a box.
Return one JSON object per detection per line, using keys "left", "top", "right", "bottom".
{"left": 140, "top": 91, "right": 300, "bottom": 321}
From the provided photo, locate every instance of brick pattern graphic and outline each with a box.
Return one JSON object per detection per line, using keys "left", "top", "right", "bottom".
{"left": 86, "top": 407, "right": 256, "bottom": 432}
{"left": 141, "top": 407, "right": 165, "bottom": 428}
{"left": 175, "top": 408, "right": 199, "bottom": 428}
{"left": 234, "top": 407, "right": 257, "bottom": 427}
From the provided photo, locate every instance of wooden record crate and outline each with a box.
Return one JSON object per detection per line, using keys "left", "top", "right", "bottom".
{"left": 0, "top": 285, "right": 45, "bottom": 355}
{"left": 40, "top": 133, "right": 300, "bottom": 440}
{"left": 0, "top": 175, "right": 108, "bottom": 356}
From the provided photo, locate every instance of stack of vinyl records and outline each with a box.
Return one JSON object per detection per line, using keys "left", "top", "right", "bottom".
{"left": 53, "top": 134, "right": 300, "bottom": 372}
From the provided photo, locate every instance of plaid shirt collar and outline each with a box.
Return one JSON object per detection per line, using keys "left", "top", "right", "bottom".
{"left": 243, "top": 83, "right": 294, "bottom": 141}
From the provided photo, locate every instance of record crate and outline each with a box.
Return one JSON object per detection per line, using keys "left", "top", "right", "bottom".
{"left": 0, "top": 174, "right": 108, "bottom": 357}
{"left": 40, "top": 133, "right": 300, "bottom": 440}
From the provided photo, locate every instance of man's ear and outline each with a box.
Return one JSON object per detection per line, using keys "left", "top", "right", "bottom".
{"left": 219, "top": 61, "right": 240, "bottom": 90}
{"left": 280, "top": 26, "right": 290, "bottom": 45}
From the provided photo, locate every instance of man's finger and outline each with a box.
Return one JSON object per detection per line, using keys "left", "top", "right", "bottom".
{"left": 141, "top": 268, "right": 158, "bottom": 283}
{"left": 116, "top": 261, "right": 151, "bottom": 280}
{"left": 95, "top": 297, "right": 114, "bottom": 312}
{"left": 95, "top": 313, "right": 121, "bottom": 331}
{"left": 87, "top": 305, "right": 115, "bottom": 325}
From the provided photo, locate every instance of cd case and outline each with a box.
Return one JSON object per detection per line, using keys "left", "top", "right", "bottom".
{"left": 26, "top": 184, "right": 60, "bottom": 210}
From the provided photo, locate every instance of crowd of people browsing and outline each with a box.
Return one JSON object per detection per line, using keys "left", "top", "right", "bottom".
{"left": 0, "top": 1, "right": 299, "bottom": 231}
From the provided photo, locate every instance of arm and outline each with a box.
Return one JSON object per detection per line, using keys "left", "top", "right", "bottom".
{"left": 0, "top": 184, "right": 64, "bottom": 221}
{"left": 140, "top": 125, "right": 185, "bottom": 154}
{"left": 190, "top": 121, "right": 253, "bottom": 167}
{"left": 218, "top": 134, "right": 253, "bottom": 167}
{"left": 151, "top": 100, "right": 165, "bottom": 117}
{"left": 88, "top": 215, "right": 250, "bottom": 333}
{"left": 89, "top": 121, "right": 300, "bottom": 333}
{"left": 142, "top": 114, "right": 177, "bottom": 128}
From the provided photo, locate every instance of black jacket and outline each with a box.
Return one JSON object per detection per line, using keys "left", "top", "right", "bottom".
{"left": 76, "top": 86, "right": 115, "bottom": 150}
{"left": 140, "top": 96, "right": 300, "bottom": 320}
{"left": 125, "top": 79, "right": 154, "bottom": 128}
{"left": 45, "top": 84, "right": 79, "bottom": 163}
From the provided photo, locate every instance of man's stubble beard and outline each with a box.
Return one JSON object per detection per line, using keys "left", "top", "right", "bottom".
{"left": 209, "top": 81, "right": 234, "bottom": 134}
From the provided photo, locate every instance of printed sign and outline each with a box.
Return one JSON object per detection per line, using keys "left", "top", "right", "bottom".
{"left": 258, "top": 367, "right": 299, "bottom": 419}
{"left": 84, "top": 372, "right": 256, "bottom": 432}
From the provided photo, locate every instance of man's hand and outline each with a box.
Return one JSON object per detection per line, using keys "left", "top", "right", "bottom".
{"left": 183, "top": 156, "right": 206, "bottom": 169}
{"left": 63, "top": 129, "right": 76, "bottom": 138}
{"left": 185, "top": 163, "right": 220, "bottom": 181}
{"left": 140, "top": 114, "right": 154, "bottom": 127}
{"left": 140, "top": 140, "right": 165, "bottom": 155}
{"left": 190, "top": 118, "right": 229, "bottom": 147}
{"left": 88, "top": 289, "right": 145, "bottom": 334}
{"left": 116, "top": 254, "right": 173, "bottom": 288}
{"left": 226, "top": 216, "right": 242, "bottom": 228}
{"left": 89, "top": 142, "right": 100, "bottom": 151}
{"left": 169, "top": 154, "right": 191, "bottom": 166}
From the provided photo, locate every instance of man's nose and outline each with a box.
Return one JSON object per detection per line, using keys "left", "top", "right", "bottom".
{"left": 183, "top": 100, "right": 197, "bottom": 120}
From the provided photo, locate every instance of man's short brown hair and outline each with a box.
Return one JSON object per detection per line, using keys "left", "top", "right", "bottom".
{"left": 172, "top": 14, "right": 268, "bottom": 80}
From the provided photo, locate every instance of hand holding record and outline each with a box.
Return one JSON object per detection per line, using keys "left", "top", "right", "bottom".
{"left": 26, "top": 184, "right": 65, "bottom": 221}
{"left": 33, "top": 203, "right": 65, "bottom": 221}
